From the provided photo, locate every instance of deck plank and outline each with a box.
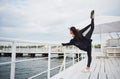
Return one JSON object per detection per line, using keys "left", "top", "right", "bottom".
{"left": 105, "top": 58, "right": 115, "bottom": 79}
{"left": 116, "top": 58, "right": 120, "bottom": 65}
{"left": 108, "top": 58, "right": 120, "bottom": 79}
{"left": 110, "top": 58, "right": 120, "bottom": 73}
{"left": 89, "top": 59, "right": 100, "bottom": 79}
{"left": 99, "top": 58, "right": 107, "bottom": 79}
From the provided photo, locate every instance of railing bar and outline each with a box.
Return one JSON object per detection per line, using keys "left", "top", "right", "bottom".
{"left": 28, "top": 70, "right": 48, "bottom": 79}
{"left": 15, "top": 57, "right": 48, "bottom": 63}
{"left": 28, "top": 65, "right": 61, "bottom": 79}
{"left": 0, "top": 55, "right": 77, "bottom": 66}
{"left": 65, "top": 57, "right": 80, "bottom": 65}
{"left": 0, "top": 62, "right": 11, "bottom": 65}
{"left": 50, "top": 65, "right": 61, "bottom": 71}
{"left": 0, "top": 57, "right": 80, "bottom": 66}
{"left": 0, "top": 54, "right": 82, "bottom": 66}
{"left": 0, "top": 55, "right": 66, "bottom": 65}
{"left": 0, "top": 38, "right": 62, "bottom": 45}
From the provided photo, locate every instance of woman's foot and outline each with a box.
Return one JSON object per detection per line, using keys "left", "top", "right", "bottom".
{"left": 82, "top": 67, "right": 90, "bottom": 73}
{"left": 90, "top": 10, "right": 94, "bottom": 19}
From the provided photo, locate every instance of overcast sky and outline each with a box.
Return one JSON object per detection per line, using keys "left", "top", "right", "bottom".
{"left": 0, "top": 0, "right": 120, "bottom": 43}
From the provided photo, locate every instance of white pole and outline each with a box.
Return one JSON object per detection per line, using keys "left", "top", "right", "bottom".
{"left": 18, "top": 43, "right": 20, "bottom": 53}
{"left": 72, "top": 46, "right": 75, "bottom": 65}
{"left": 10, "top": 41, "right": 16, "bottom": 79}
{"left": 48, "top": 45, "right": 51, "bottom": 79}
{"left": 100, "top": 26, "right": 103, "bottom": 53}
{"left": 36, "top": 45, "right": 37, "bottom": 53}
{"left": 63, "top": 47, "right": 66, "bottom": 70}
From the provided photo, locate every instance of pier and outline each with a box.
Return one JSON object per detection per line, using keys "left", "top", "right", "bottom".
{"left": 0, "top": 38, "right": 84, "bottom": 58}
{"left": 0, "top": 37, "right": 120, "bottom": 79}
{"left": 50, "top": 57, "right": 120, "bottom": 79}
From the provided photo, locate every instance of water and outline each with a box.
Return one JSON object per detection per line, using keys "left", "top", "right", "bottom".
{"left": 0, "top": 55, "right": 74, "bottom": 79}
{"left": 0, "top": 55, "right": 73, "bottom": 79}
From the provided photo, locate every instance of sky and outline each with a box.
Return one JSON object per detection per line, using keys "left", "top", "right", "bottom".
{"left": 0, "top": 0, "right": 120, "bottom": 44}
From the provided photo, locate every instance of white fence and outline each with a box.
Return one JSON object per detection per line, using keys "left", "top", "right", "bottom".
{"left": 0, "top": 38, "right": 86, "bottom": 79}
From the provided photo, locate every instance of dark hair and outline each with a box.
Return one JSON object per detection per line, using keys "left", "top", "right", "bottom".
{"left": 70, "top": 26, "right": 81, "bottom": 40}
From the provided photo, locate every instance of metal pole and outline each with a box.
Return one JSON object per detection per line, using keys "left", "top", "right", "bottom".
{"left": 36, "top": 45, "right": 37, "bottom": 53}
{"left": 78, "top": 52, "right": 79, "bottom": 62}
{"left": 63, "top": 47, "right": 66, "bottom": 70}
{"left": 18, "top": 43, "right": 20, "bottom": 52}
{"left": 100, "top": 26, "right": 103, "bottom": 53}
{"left": 72, "top": 46, "right": 74, "bottom": 65}
{"left": 48, "top": 45, "right": 51, "bottom": 79}
{"left": 10, "top": 41, "right": 16, "bottom": 79}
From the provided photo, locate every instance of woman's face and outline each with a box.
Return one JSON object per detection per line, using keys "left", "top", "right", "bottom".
{"left": 70, "top": 30, "right": 75, "bottom": 37}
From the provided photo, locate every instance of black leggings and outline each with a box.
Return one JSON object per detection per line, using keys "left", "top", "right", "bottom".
{"left": 85, "top": 19, "right": 94, "bottom": 67}
{"left": 85, "top": 19, "right": 94, "bottom": 39}
{"left": 86, "top": 45, "right": 92, "bottom": 67}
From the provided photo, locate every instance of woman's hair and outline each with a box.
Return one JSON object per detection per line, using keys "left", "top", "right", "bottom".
{"left": 70, "top": 26, "right": 81, "bottom": 40}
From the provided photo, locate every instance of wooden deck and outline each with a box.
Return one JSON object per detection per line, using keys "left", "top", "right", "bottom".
{"left": 50, "top": 57, "right": 120, "bottom": 79}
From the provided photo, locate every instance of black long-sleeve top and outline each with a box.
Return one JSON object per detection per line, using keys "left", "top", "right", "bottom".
{"left": 62, "top": 24, "right": 92, "bottom": 51}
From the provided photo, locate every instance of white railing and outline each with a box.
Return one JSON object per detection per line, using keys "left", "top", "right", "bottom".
{"left": 0, "top": 38, "right": 86, "bottom": 79}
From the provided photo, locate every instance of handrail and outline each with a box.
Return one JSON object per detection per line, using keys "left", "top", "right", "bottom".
{"left": 0, "top": 38, "right": 86, "bottom": 79}
{"left": 0, "top": 61, "right": 11, "bottom": 65}
{"left": 0, "top": 57, "right": 48, "bottom": 66}
{"left": 0, "top": 37, "right": 60, "bottom": 45}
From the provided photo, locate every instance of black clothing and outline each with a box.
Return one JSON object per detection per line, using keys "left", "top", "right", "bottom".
{"left": 62, "top": 38, "right": 91, "bottom": 51}
{"left": 62, "top": 19, "right": 94, "bottom": 67}
{"left": 87, "top": 46, "right": 92, "bottom": 67}
{"left": 62, "top": 19, "right": 94, "bottom": 51}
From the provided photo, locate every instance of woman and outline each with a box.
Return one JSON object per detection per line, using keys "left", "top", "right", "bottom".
{"left": 62, "top": 10, "right": 95, "bottom": 72}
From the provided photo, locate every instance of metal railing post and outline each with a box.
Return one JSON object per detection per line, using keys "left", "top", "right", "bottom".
{"left": 81, "top": 53, "right": 83, "bottom": 60}
{"left": 72, "top": 46, "right": 75, "bottom": 65}
{"left": 72, "top": 53, "right": 74, "bottom": 65}
{"left": 78, "top": 52, "right": 79, "bottom": 62}
{"left": 48, "top": 45, "right": 51, "bottom": 79}
{"left": 10, "top": 41, "right": 16, "bottom": 79}
{"left": 63, "top": 47, "right": 66, "bottom": 70}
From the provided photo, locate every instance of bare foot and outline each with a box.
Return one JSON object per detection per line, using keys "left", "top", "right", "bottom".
{"left": 86, "top": 67, "right": 90, "bottom": 71}
{"left": 82, "top": 67, "right": 90, "bottom": 73}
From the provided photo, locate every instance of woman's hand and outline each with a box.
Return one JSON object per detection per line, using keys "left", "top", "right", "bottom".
{"left": 62, "top": 43, "right": 65, "bottom": 46}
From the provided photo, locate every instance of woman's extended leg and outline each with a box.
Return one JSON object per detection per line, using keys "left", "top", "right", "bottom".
{"left": 83, "top": 10, "right": 94, "bottom": 72}
{"left": 82, "top": 45, "right": 92, "bottom": 72}
{"left": 85, "top": 19, "right": 94, "bottom": 39}
{"left": 86, "top": 46, "right": 92, "bottom": 67}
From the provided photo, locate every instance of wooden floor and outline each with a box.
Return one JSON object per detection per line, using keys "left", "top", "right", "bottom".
{"left": 50, "top": 57, "right": 120, "bottom": 79}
